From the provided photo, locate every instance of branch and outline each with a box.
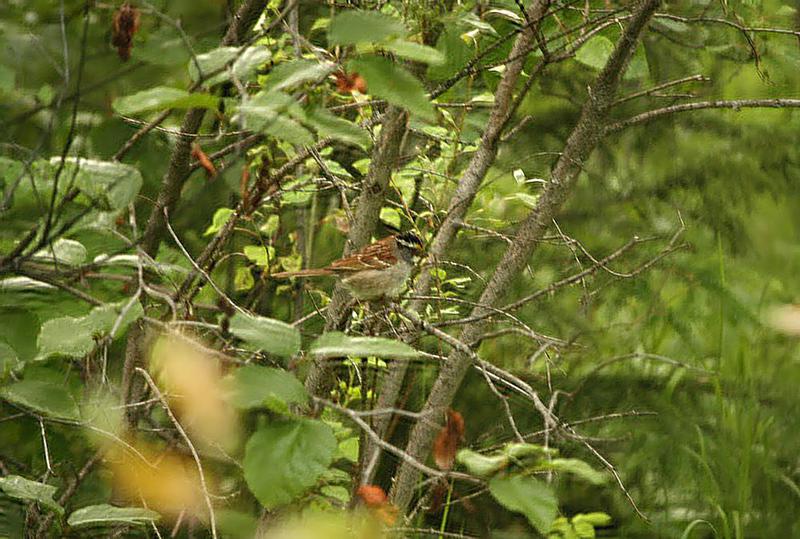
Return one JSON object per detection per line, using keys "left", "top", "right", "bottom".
{"left": 389, "top": 0, "right": 662, "bottom": 515}
{"left": 606, "top": 98, "right": 800, "bottom": 132}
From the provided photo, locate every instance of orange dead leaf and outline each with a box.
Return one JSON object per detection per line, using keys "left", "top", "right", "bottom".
{"left": 111, "top": 2, "right": 140, "bottom": 61}
{"left": 432, "top": 409, "right": 465, "bottom": 470}
{"left": 191, "top": 143, "right": 217, "bottom": 179}
{"left": 334, "top": 71, "right": 367, "bottom": 94}
{"left": 356, "top": 485, "right": 397, "bottom": 526}
{"left": 357, "top": 484, "right": 388, "bottom": 507}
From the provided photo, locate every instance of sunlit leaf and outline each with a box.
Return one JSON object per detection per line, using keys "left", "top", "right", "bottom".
{"left": 308, "top": 332, "right": 420, "bottom": 359}
{"left": 112, "top": 87, "right": 219, "bottom": 115}
{"left": 67, "top": 504, "right": 160, "bottom": 528}
{"left": 189, "top": 46, "right": 271, "bottom": 86}
{"left": 264, "top": 59, "right": 336, "bottom": 92}
{"left": 383, "top": 39, "right": 445, "bottom": 65}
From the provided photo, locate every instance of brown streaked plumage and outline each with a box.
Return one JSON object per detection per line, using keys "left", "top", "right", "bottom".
{"left": 270, "top": 232, "right": 423, "bottom": 300}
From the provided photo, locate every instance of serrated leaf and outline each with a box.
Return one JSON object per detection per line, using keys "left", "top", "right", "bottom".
{"left": 306, "top": 108, "right": 370, "bottom": 150}
{"left": 226, "top": 365, "right": 308, "bottom": 410}
{"left": 488, "top": 474, "right": 557, "bottom": 535}
{"left": 49, "top": 158, "right": 142, "bottom": 211}
{"left": 309, "top": 332, "right": 420, "bottom": 359}
{"left": 228, "top": 313, "right": 301, "bottom": 358}
{"left": 0, "top": 379, "right": 80, "bottom": 420}
{"left": 264, "top": 59, "right": 336, "bottom": 92}
{"left": 328, "top": 10, "right": 407, "bottom": 45}
{"left": 67, "top": 504, "right": 159, "bottom": 528}
{"left": 383, "top": 39, "right": 445, "bottom": 65}
{"left": 112, "top": 87, "right": 219, "bottom": 115}
{"left": 190, "top": 46, "right": 271, "bottom": 86}
{"left": 243, "top": 419, "right": 336, "bottom": 508}
{"left": 0, "top": 476, "right": 63, "bottom": 516}
{"left": 347, "top": 55, "right": 436, "bottom": 122}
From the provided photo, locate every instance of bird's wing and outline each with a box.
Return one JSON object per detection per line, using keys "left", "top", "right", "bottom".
{"left": 327, "top": 237, "right": 397, "bottom": 272}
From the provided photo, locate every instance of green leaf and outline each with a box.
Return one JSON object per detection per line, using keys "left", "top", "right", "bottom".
{"left": 37, "top": 302, "right": 143, "bottom": 360}
{"left": 306, "top": 108, "right": 370, "bottom": 150}
{"left": 32, "top": 238, "right": 87, "bottom": 266}
{"left": 216, "top": 509, "right": 258, "bottom": 539}
{"left": 50, "top": 158, "right": 142, "bottom": 211}
{"left": 347, "top": 56, "right": 436, "bottom": 122}
{"left": 243, "top": 419, "right": 336, "bottom": 508}
{"left": 575, "top": 36, "right": 614, "bottom": 71}
{"left": 112, "top": 87, "right": 219, "bottom": 115}
{"left": 308, "top": 332, "right": 420, "bottom": 359}
{"left": 488, "top": 474, "right": 558, "bottom": 535}
{"left": 228, "top": 313, "right": 301, "bottom": 358}
{"left": 625, "top": 43, "right": 649, "bottom": 81}
{"left": 0, "top": 379, "right": 80, "bottom": 420}
{"left": 380, "top": 207, "right": 401, "bottom": 229}
{"left": 226, "top": 365, "right": 308, "bottom": 411}
{"left": 456, "top": 448, "right": 509, "bottom": 477}
{"left": 383, "top": 39, "right": 445, "bottom": 65}
{"left": 204, "top": 207, "right": 235, "bottom": 236}
{"left": 572, "top": 512, "right": 613, "bottom": 527}
{"left": 0, "top": 342, "right": 21, "bottom": 380}
{"left": 537, "top": 458, "right": 608, "bottom": 485}
{"left": 0, "top": 476, "right": 63, "bottom": 516}
{"left": 237, "top": 91, "right": 315, "bottom": 146}
{"left": 264, "top": 59, "right": 336, "bottom": 92}
{"left": 320, "top": 485, "right": 350, "bottom": 504}
{"left": 328, "top": 10, "right": 407, "bottom": 45}
{"left": 189, "top": 46, "right": 271, "bottom": 86}
{"left": 67, "top": 504, "right": 160, "bottom": 528}
{"left": 0, "top": 65, "right": 15, "bottom": 93}
{"left": 428, "top": 27, "right": 473, "bottom": 81}
{"left": 243, "top": 245, "right": 275, "bottom": 267}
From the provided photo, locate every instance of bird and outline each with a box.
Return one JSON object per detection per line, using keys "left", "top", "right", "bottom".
{"left": 270, "top": 231, "right": 424, "bottom": 300}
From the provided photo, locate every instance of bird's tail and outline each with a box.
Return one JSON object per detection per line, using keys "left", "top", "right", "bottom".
{"left": 270, "top": 268, "right": 334, "bottom": 279}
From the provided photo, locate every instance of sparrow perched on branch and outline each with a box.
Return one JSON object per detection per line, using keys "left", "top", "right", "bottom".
{"left": 270, "top": 231, "right": 423, "bottom": 300}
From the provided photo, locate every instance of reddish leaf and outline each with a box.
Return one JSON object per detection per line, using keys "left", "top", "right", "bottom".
{"left": 357, "top": 484, "right": 388, "bottom": 508}
{"left": 191, "top": 143, "right": 217, "bottom": 179}
{"left": 333, "top": 71, "right": 367, "bottom": 94}
{"left": 432, "top": 409, "right": 464, "bottom": 470}
{"left": 111, "top": 3, "right": 140, "bottom": 61}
